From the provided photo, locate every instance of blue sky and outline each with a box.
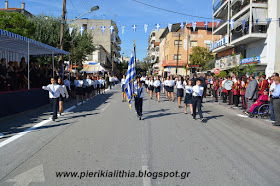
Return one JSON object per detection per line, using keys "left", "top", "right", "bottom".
{"left": 3, "top": 0, "right": 213, "bottom": 60}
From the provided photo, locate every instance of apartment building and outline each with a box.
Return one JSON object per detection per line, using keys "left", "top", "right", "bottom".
{"left": 159, "top": 22, "right": 219, "bottom": 77}
{"left": 210, "top": 0, "right": 280, "bottom": 76}
{"left": 71, "top": 19, "right": 121, "bottom": 71}
{"left": 147, "top": 29, "right": 165, "bottom": 74}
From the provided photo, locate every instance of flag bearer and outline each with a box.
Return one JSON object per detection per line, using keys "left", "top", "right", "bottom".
{"left": 134, "top": 79, "right": 144, "bottom": 120}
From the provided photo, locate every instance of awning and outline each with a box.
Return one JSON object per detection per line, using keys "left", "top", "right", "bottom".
{"left": 253, "top": 8, "right": 267, "bottom": 25}
{"left": 0, "top": 29, "right": 69, "bottom": 56}
{"left": 81, "top": 62, "right": 108, "bottom": 73}
{"left": 233, "top": 12, "right": 250, "bottom": 29}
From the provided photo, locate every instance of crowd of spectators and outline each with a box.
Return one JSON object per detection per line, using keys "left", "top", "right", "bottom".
{"left": 0, "top": 57, "right": 56, "bottom": 91}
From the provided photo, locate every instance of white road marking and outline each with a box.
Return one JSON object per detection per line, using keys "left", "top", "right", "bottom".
{"left": 0, "top": 87, "right": 112, "bottom": 148}
{"left": 237, "top": 114, "right": 248, "bottom": 118}
{"left": 142, "top": 166, "right": 152, "bottom": 186}
{"left": 5, "top": 165, "right": 45, "bottom": 186}
{"left": 101, "top": 103, "right": 111, "bottom": 111}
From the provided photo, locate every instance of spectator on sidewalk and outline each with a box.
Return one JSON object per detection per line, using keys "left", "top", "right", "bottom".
{"left": 248, "top": 88, "right": 269, "bottom": 117}
{"left": 271, "top": 77, "right": 280, "bottom": 126}
{"left": 245, "top": 75, "right": 259, "bottom": 115}
{"left": 269, "top": 73, "right": 279, "bottom": 122}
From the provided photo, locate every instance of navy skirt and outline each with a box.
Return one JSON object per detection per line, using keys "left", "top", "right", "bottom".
{"left": 122, "top": 85, "right": 125, "bottom": 92}
{"left": 76, "top": 87, "right": 84, "bottom": 96}
{"left": 155, "top": 87, "right": 161, "bottom": 93}
{"left": 177, "top": 88, "right": 184, "bottom": 97}
{"left": 149, "top": 86, "right": 154, "bottom": 91}
{"left": 168, "top": 86, "right": 174, "bottom": 93}
{"left": 184, "top": 93, "right": 193, "bottom": 104}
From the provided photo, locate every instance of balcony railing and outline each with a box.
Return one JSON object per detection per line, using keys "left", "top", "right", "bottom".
{"left": 213, "top": 0, "right": 227, "bottom": 13}
{"left": 214, "top": 19, "right": 227, "bottom": 32}
{"left": 231, "top": 24, "right": 267, "bottom": 42}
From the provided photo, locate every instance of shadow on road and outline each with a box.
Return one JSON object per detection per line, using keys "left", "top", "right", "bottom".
{"left": 0, "top": 90, "right": 116, "bottom": 140}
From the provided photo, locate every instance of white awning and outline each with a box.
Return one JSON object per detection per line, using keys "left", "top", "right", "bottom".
{"left": 0, "top": 29, "right": 69, "bottom": 56}
{"left": 253, "top": 8, "right": 268, "bottom": 25}
{"left": 81, "top": 63, "right": 108, "bottom": 73}
{"left": 233, "top": 12, "right": 250, "bottom": 29}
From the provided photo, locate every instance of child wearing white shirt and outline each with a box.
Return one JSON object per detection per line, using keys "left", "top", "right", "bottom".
{"left": 192, "top": 79, "right": 205, "bottom": 122}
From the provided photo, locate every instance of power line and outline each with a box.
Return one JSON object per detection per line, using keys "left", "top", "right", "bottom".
{"left": 69, "top": 0, "right": 80, "bottom": 16}
{"left": 132, "top": 0, "right": 212, "bottom": 20}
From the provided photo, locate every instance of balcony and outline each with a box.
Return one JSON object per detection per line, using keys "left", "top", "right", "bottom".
{"left": 231, "top": 24, "right": 267, "bottom": 45}
{"left": 149, "top": 36, "right": 156, "bottom": 44}
{"left": 210, "top": 35, "right": 233, "bottom": 53}
{"left": 232, "top": 0, "right": 267, "bottom": 18}
{"left": 213, "top": 0, "right": 228, "bottom": 19}
{"left": 213, "top": 19, "right": 228, "bottom": 35}
{"left": 116, "top": 35, "right": 121, "bottom": 44}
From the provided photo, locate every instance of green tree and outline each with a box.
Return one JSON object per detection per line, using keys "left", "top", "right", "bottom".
{"left": 0, "top": 12, "right": 36, "bottom": 37}
{"left": 189, "top": 46, "right": 215, "bottom": 71}
{"left": 73, "top": 30, "right": 94, "bottom": 67}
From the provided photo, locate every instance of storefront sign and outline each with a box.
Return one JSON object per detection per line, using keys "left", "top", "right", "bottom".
{"left": 241, "top": 56, "right": 260, "bottom": 65}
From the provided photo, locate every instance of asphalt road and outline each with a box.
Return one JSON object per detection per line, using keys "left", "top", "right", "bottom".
{"left": 0, "top": 85, "right": 280, "bottom": 185}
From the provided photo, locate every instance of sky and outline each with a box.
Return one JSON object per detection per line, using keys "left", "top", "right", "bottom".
{"left": 3, "top": 0, "right": 214, "bottom": 61}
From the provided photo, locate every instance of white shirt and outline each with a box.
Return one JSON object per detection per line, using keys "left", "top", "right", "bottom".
{"left": 154, "top": 80, "right": 161, "bottom": 87}
{"left": 176, "top": 81, "right": 184, "bottom": 89}
{"left": 169, "top": 80, "right": 175, "bottom": 87}
{"left": 85, "top": 79, "right": 93, "bottom": 87}
{"left": 269, "top": 82, "right": 276, "bottom": 96}
{"left": 60, "top": 85, "right": 69, "bottom": 98}
{"left": 134, "top": 85, "right": 144, "bottom": 98}
{"left": 145, "top": 79, "right": 149, "bottom": 85}
{"left": 64, "top": 79, "right": 71, "bottom": 90}
{"left": 164, "top": 80, "right": 169, "bottom": 86}
{"left": 192, "top": 85, "right": 204, "bottom": 97}
{"left": 140, "top": 77, "right": 146, "bottom": 82}
{"left": 74, "top": 80, "right": 83, "bottom": 87}
{"left": 121, "top": 78, "right": 126, "bottom": 85}
{"left": 95, "top": 80, "right": 100, "bottom": 86}
{"left": 109, "top": 77, "right": 113, "bottom": 82}
{"left": 149, "top": 80, "right": 154, "bottom": 86}
{"left": 185, "top": 85, "right": 193, "bottom": 94}
{"left": 42, "top": 84, "right": 63, "bottom": 99}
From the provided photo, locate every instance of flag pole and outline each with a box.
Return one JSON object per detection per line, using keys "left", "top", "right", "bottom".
{"left": 133, "top": 39, "right": 136, "bottom": 96}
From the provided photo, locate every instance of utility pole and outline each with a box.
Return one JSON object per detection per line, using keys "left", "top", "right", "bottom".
{"left": 71, "top": 40, "right": 74, "bottom": 71}
{"left": 59, "top": 0, "right": 66, "bottom": 61}
{"left": 176, "top": 33, "right": 180, "bottom": 75}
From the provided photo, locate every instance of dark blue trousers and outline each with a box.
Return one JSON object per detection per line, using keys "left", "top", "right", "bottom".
{"left": 192, "top": 96, "right": 203, "bottom": 119}
{"left": 50, "top": 98, "right": 58, "bottom": 119}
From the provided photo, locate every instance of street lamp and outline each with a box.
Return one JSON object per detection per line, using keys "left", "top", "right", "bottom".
{"left": 91, "top": 6, "right": 99, "bottom": 11}
{"left": 68, "top": 6, "right": 99, "bottom": 23}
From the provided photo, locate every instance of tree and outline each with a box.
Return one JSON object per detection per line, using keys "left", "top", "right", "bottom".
{"left": 72, "top": 30, "right": 95, "bottom": 67}
{"left": 189, "top": 46, "right": 215, "bottom": 71}
{"left": 0, "top": 12, "right": 36, "bottom": 38}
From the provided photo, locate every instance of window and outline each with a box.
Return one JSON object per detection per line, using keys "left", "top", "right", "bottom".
{"left": 190, "top": 41, "right": 198, "bottom": 48}
{"left": 174, "top": 40, "right": 182, "bottom": 46}
{"left": 167, "top": 55, "right": 168, "bottom": 60}
{"left": 173, "top": 54, "right": 181, "bottom": 61}
{"left": 206, "top": 43, "right": 211, "bottom": 48}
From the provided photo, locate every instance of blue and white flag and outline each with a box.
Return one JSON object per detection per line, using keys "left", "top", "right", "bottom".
{"left": 266, "top": 18, "right": 272, "bottom": 28}
{"left": 216, "top": 20, "right": 221, "bottom": 27}
{"left": 229, "top": 20, "right": 235, "bottom": 29}
{"left": 110, "top": 26, "right": 114, "bottom": 34}
{"left": 89, "top": 26, "right": 95, "bottom": 30}
{"left": 180, "top": 22, "right": 185, "bottom": 32}
{"left": 192, "top": 22, "right": 197, "bottom": 31}
{"left": 79, "top": 27, "right": 84, "bottom": 36}
{"left": 204, "top": 21, "right": 209, "bottom": 30}
{"left": 144, "top": 24, "right": 149, "bottom": 33}
{"left": 101, "top": 26, "right": 106, "bottom": 35}
{"left": 121, "top": 25, "right": 125, "bottom": 35}
{"left": 124, "top": 51, "right": 136, "bottom": 109}
{"left": 168, "top": 23, "right": 172, "bottom": 32}
{"left": 242, "top": 19, "right": 247, "bottom": 30}
{"left": 132, "top": 25, "right": 137, "bottom": 33}
{"left": 69, "top": 27, "right": 74, "bottom": 36}
{"left": 156, "top": 24, "right": 160, "bottom": 32}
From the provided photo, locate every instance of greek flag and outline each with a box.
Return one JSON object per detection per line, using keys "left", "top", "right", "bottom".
{"left": 124, "top": 51, "right": 136, "bottom": 109}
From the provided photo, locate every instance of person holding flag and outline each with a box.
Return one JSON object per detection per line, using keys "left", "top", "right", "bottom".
{"left": 134, "top": 77, "right": 144, "bottom": 120}
{"left": 124, "top": 48, "right": 137, "bottom": 109}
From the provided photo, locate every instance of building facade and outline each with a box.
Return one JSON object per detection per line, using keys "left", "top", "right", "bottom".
{"left": 210, "top": 0, "right": 280, "bottom": 76}
{"left": 0, "top": 1, "right": 33, "bottom": 18}
{"left": 159, "top": 22, "right": 219, "bottom": 77}
{"left": 71, "top": 19, "right": 121, "bottom": 71}
{"left": 147, "top": 29, "right": 164, "bottom": 74}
